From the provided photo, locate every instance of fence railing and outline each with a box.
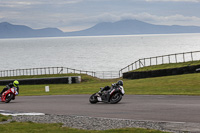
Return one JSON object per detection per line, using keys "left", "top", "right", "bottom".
{"left": 0, "top": 67, "right": 120, "bottom": 79}
{"left": 119, "top": 50, "right": 200, "bottom": 76}
{"left": 95, "top": 71, "right": 120, "bottom": 79}
{"left": 1, "top": 51, "right": 200, "bottom": 79}
{"left": 0, "top": 67, "right": 95, "bottom": 77}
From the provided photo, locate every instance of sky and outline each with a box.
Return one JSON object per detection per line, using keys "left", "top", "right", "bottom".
{"left": 0, "top": 0, "right": 200, "bottom": 32}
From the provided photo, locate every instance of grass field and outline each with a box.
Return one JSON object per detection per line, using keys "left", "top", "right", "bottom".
{"left": 132, "top": 60, "right": 200, "bottom": 72}
{"left": 0, "top": 114, "right": 11, "bottom": 122}
{"left": 1, "top": 61, "right": 200, "bottom": 96}
{"left": 1, "top": 72, "right": 200, "bottom": 96}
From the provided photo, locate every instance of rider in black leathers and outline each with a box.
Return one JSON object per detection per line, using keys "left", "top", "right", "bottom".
{"left": 99, "top": 80, "right": 123, "bottom": 93}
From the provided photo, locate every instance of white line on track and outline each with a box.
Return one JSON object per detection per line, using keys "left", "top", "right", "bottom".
{"left": 0, "top": 110, "right": 45, "bottom": 116}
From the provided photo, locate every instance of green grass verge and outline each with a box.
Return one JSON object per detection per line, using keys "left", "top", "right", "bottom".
{"left": 1, "top": 61, "right": 200, "bottom": 96}
{"left": 1, "top": 72, "right": 200, "bottom": 96}
{"left": 0, "top": 73, "right": 120, "bottom": 96}
{"left": 133, "top": 60, "right": 200, "bottom": 72}
{"left": 124, "top": 73, "right": 200, "bottom": 95}
{"left": 0, "top": 114, "right": 11, "bottom": 122}
{"left": 0, "top": 121, "right": 168, "bottom": 133}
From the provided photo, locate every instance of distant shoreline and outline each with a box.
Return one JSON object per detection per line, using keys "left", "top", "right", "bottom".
{"left": 1, "top": 32, "right": 200, "bottom": 40}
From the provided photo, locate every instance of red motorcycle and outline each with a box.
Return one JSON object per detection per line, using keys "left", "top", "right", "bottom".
{"left": 0, "top": 87, "right": 17, "bottom": 103}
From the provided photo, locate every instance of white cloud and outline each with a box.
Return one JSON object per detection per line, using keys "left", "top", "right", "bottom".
{"left": 34, "top": 0, "right": 83, "bottom": 5}
{"left": 57, "top": 12, "right": 200, "bottom": 31}
{"left": 82, "top": 12, "right": 200, "bottom": 27}
{"left": 135, "top": 13, "right": 200, "bottom": 26}
{"left": 0, "top": 0, "right": 83, "bottom": 8}
{"left": 0, "top": 1, "right": 33, "bottom": 7}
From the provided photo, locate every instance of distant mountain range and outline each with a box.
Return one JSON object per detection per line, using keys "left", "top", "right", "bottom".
{"left": 0, "top": 22, "right": 64, "bottom": 38}
{"left": 1, "top": 20, "right": 200, "bottom": 38}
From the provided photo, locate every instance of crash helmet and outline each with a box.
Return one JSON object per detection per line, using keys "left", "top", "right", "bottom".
{"left": 117, "top": 80, "right": 123, "bottom": 86}
{"left": 13, "top": 80, "right": 19, "bottom": 87}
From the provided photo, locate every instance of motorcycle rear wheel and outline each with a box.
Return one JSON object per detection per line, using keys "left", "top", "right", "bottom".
{"left": 5, "top": 93, "right": 14, "bottom": 103}
{"left": 89, "top": 94, "right": 98, "bottom": 104}
{"left": 110, "top": 93, "right": 122, "bottom": 104}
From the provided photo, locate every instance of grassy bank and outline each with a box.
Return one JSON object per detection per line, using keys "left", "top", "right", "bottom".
{"left": 0, "top": 114, "right": 11, "bottom": 122}
{"left": 125, "top": 72, "right": 200, "bottom": 95}
{"left": 132, "top": 60, "right": 200, "bottom": 72}
{"left": 1, "top": 60, "right": 200, "bottom": 96}
{"left": 1, "top": 72, "right": 200, "bottom": 96}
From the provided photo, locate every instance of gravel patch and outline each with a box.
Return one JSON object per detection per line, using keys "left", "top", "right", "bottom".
{"left": 5, "top": 114, "right": 200, "bottom": 133}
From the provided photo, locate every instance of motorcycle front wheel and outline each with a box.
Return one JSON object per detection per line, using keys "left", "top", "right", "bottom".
{"left": 89, "top": 94, "right": 98, "bottom": 104}
{"left": 110, "top": 93, "right": 122, "bottom": 104}
{"left": 5, "top": 93, "right": 14, "bottom": 103}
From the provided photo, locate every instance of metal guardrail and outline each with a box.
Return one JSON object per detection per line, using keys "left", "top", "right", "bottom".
{"left": 0, "top": 67, "right": 120, "bottom": 79}
{"left": 95, "top": 71, "right": 120, "bottom": 79}
{"left": 119, "top": 50, "right": 200, "bottom": 76}
{"left": 0, "top": 67, "right": 95, "bottom": 77}
{"left": 1, "top": 51, "right": 199, "bottom": 79}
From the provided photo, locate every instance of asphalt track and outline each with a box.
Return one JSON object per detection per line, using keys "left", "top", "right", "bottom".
{"left": 1, "top": 95, "right": 200, "bottom": 123}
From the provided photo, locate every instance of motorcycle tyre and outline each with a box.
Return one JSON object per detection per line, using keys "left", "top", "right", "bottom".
{"left": 89, "top": 94, "right": 98, "bottom": 104}
{"left": 5, "top": 93, "right": 14, "bottom": 103}
{"left": 109, "top": 93, "right": 122, "bottom": 104}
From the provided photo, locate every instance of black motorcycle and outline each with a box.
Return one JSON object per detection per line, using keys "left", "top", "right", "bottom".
{"left": 89, "top": 84, "right": 125, "bottom": 104}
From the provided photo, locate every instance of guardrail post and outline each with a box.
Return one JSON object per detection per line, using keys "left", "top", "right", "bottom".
{"left": 150, "top": 58, "right": 152, "bottom": 66}
{"left": 156, "top": 57, "right": 157, "bottom": 65}
{"left": 175, "top": 54, "right": 177, "bottom": 63}
{"left": 59, "top": 67, "right": 63, "bottom": 74}
{"left": 191, "top": 52, "right": 193, "bottom": 61}
{"left": 135, "top": 62, "right": 137, "bottom": 69}
{"left": 183, "top": 53, "right": 185, "bottom": 62}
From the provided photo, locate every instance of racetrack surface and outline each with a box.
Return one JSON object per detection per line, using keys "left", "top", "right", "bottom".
{"left": 1, "top": 95, "right": 200, "bottom": 123}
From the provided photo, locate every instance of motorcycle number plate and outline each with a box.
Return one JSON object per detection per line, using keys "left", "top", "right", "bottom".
{"left": 97, "top": 97, "right": 102, "bottom": 101}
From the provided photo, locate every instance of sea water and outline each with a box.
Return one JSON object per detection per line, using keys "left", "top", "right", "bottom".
{"left": 0, "top": 33, "right": 200, "bottom": 71}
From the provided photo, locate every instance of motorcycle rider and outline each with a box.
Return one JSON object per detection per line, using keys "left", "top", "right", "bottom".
{"left": 0, "top": 80, "right": 19, "bottom": 97}
{"left": 99, "top": 80, "right": 124, "bottom": 93}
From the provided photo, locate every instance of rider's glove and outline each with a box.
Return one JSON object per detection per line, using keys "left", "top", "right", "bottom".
{"left": 15, "top": 91, "right": 18, "bottom": 95}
